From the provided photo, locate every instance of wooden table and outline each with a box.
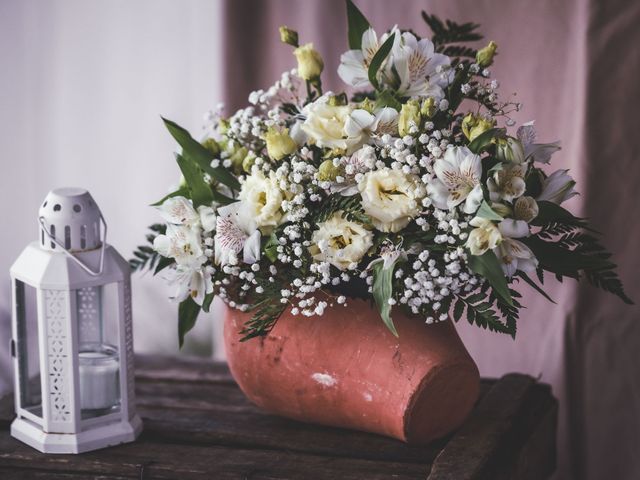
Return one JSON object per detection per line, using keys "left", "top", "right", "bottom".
{"left": 0, "top": 355, "right": 557, "bottom": 479}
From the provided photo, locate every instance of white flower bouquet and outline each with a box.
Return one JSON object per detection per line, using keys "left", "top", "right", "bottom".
{"left": 132, "top": 1, "right": 631, "bottom": 346}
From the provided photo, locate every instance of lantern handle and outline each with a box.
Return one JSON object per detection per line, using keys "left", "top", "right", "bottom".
{"left": 38, "top": 215, "right": 108, "bottom": 277}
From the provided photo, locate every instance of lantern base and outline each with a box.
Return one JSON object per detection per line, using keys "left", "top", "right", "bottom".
{"left": 10, "top": 414, "right": 143, "bottom": 454}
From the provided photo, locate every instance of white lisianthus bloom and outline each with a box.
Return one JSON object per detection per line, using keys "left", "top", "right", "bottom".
{"left": 309, "top": 211, "right": 373, "bottom": 270}
{"left": 301, "top": 97, "right": 364, "bottom": 152}
{"left": 337, "top": 27, "right": 399, "bottom": 89}
{"left": 238, "top": 170, "right": 284, "bottom": 228}
{"left": 167, "top": 265, "right": 213, "bottom": 306}
{"left": 153, "top": 224, "right": 205, "bottom": 267}
{"left": 214, "top": 202, "right": 260, "bottom": 266}
{"left": 427, "top": 146, "right": 483, "bottom": 214}
{"left": 392, "top": 31, "right": 452, "bottom": 100}
{"left": 517, "top": 121, "right": 561, "bottom": 164}
{"left": 157, "top": 196, "right": 200, "bottom": 226}
{"left": 493, "top": 238, "right": 538, "bottom": 277}
{"left": 487, "top": 162, "right": 528, "bottom": 202}
{"left": 466, "top": 217, "right": 503, "bottom": 256}
{"left": 358, "top": 168, "right": 421, "bottom": 233}
{"left": 537, "top": 169, "right": 578, "bottom": 204}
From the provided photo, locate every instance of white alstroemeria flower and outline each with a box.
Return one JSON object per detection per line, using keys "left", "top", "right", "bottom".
{"left": 238, "top": 170, "right": 284, "bottom": 228}
{"left": 331, "top": 145, "right": 377, "bottom": 196}
{"left": 427, "top": 146, "right": 483, "bottom": 214}
{"left": 493, "top": 238, "right": 538, "bottom": 277}
{"left": 153, "top": 224, "right": 205, "bottom": 267}
{"left": 466, "top": 217, "right": 502, "bottom": 256}
{"left": 309, "top": 211, "right": 373, "bottom": 270}
{"left": 373, "top": 107, "right": 399, "bottom": 136}
{"left": 358, "top": 168, "right": 422, "bottom": 233}
{"left": 337, "top": 27, "right": 399, "bottom": 89}
{"left": 214, "top": 202, "right": 261, "bottom": 266}
{"left": 157, "top": 196, "right": 200, "bottom": 226}
{"left": 167, "top": 265, "right": 213, "bottom": 306}
{"left": 343, "top": 107, "right": 400, "bottom": 147}
{"left": 392, "top": 31, "right": 452, "bottom": 100}
{"left": 537, "top": 169, "right": 578, "bottom": 204}
{"left": 487, "top": 162, "right": 528, "bottom": 202}
{"left": 197, "top": 205, "right": 217, "bottom": 232}
{"left": 498, "top": 218, "right": 530, "bottom": 239}
{"left": 517, "top": 121, "right": 561, "bottom": 164}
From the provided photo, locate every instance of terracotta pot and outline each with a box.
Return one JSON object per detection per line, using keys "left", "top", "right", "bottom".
{"left": 223, "top": 297, "right": 480, "bottom": 444}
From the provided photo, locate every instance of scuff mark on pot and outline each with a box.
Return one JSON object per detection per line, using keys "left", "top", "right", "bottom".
{"left": 363, "top": 392, "right": 373, "bottom": 402}
{"left": 311, "top": 372, "right": 337, "bottom": 387}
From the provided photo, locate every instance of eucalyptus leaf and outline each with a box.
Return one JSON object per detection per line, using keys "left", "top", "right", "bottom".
{"left": 467, "top": 250, "right": 513, "bottom": 306}
{"left": 372, "top": 261, "right": 399, "bottom": 337}
{"left": 178, "top": 296, "right": 201, "bottom": 348}
{"left": 368, "top": 33, "right": 396, "bottom": 91}
{"left": 477, "top": 200, "right": 503, "bottom": 221}
{"left": 346, "top": 0, "right": 370, "bottom": 49}
{"left": 176, "top": 154, "right": 214, "bottom": 208}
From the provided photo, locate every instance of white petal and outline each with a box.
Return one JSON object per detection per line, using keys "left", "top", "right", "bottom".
{"left": 157, "top": 196, "right": 199, "bottom": 225}
{"left": 499, "top": 219, "right": 530, "bottom": 238}
{"left": 338, "top": 50, "right": 370, "bottom": 88}
{"left": 525, "top": 141, "right": 561, "bottom": 164}
{"left": 243, "top": 230, "right": 262, "bottom": 264}
{"left": 344, "top": 109, "right": 376, "bottom": 137}
{"left": 516, "top": 121, "right": 536, "bottom": 146}
{"left": 459, "top": 153, "right": 482, "bottom": 182}
{"left": 463, "top": 185, "right": 484, "bottom": 214}
{"left": 198, "top": 205, "right": 217, "bottom": 232}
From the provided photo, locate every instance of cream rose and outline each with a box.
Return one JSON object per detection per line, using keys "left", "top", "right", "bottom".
{"left": 238, "top": 170, "right": 284, "bottom": 229}
{"left": 309, "top": 211, "right": 373, "bottom": 270}
{"left": 358, "top": 168, "right": 421, "bottom": 233}
{"left": 466, "top": 217, "right": 503, "bottom": 256}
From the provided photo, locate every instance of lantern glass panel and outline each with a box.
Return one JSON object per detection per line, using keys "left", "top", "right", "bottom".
{"left": 76, "top": 282, "right": 121, "bottom": 419}
{"left": 15, "top": 280, "right": 43, "bottom": 420}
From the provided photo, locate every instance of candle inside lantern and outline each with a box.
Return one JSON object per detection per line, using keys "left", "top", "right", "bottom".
{"left": 78, "top": 343, "right": 120, "bottom": 412}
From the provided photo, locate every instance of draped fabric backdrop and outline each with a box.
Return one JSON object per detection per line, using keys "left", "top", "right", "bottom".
{"left": 220, "top": 1, "right": 640, "bottom": 479}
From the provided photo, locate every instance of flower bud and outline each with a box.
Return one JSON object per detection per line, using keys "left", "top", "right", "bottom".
{"left": 476, "top": 41, "right": 497, "bottom": 68}
{"left": 264, "top": 127, "right": 297, "bottom": 161}
{"left": 294, "top": 43, "right": 324, "bottom": 81}
{"left": 317, "top": 160, "right": 342, "bottom": 181}
{"left": 398, "top": 100, "right": 421, "bottom": 137}
{"left": 279, "top": 26, "right": 299, "bottom": 47}
{"left": 358, "top": 97, "right": 375, "bottom": 113}
{"left": 421, "top": 97, "right": 436, "bottom": 118}
{"left": 229, "top": 146, "right": 248, "bottom": 171}
{"left": 514, "top": 196, "right": 539, "bottom": 222}
{"left": 462, "top": 113, "right": 495, "bottom": 142}
{"left": 496, "top": 137, "right": 525, "bottom": 164}
{"left": 201, "top": 137, "right": 221, "bottom": 156}
{"left": 328, "top": 93, "right": 348, "bottom": 106}
{"left": 242, "top": 151, "right": 257, "bottom": 173}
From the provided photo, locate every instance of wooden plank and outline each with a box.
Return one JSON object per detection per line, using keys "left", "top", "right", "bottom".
{"left": 426, "top": 373, "right": 556, "bottom": 480}
{"left": 0, "top": 435, "right": 429, "bottom": 480}
{"left": 0, "top": 469, "right": 130, "bottom": 480}
{"left": 135, "top": 355, "right": 235, "bottom": 384}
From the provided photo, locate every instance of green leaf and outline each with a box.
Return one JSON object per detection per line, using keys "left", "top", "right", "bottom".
{"left": 375, "top": 89, "right": 402, "bottom": 110}
{"left": 531, "top": 200, "right": 591, "bottom": 229}
{"left": 264, "top": 233, "right": 279, "bottom": 262}
{"left": 176, "top": 154, "right": 214, "bottom": 208}
{"left": 162, "top": 117, "right": 240, "bottom": 191}
{"left": 453, "top": 298, "right": 465, "bottom": 322}
{"left": 372, "top": 261, "right": 399, "bottom": 337}
{"left": 468, "top": 127, "right": 506, "bottom": 154}
{"left": 476, "top": 200, "right": 503, "bottom": 221}
{"left": 154, "top": 256, "right": 174, "bottom": 275}
{"left": 346, "top": 0, "right": 370, "bottom": 49}
{"left": 517, "top": 272, "right": 556, "bottom": 304}
{"left": 368, "top": 33, "right": 395, "bottom": 91}
{"left": 150, "top": 187, "right": 190, "bottom": 207}
{"left": 521, "top": 236, "right": 615, "bottom": 274}
{"left": 202, "top": 293, "right": 215, "bottom": 313}
{"left": 467, "top": 250, "right": 513, "bottom": 307}
{"left": 178, "top": 296, "right": 201, "bottom": 348}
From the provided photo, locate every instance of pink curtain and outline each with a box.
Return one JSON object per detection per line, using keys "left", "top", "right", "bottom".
{"left": 221, "top": 1, "right": 640, "bottom": 478}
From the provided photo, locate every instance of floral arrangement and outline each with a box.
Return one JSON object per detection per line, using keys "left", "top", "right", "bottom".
{"left": 132, "top": 0, "right": 631, "bottom": 346}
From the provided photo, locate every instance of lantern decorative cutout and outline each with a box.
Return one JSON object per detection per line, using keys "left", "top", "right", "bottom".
{"left": 10, "top": 187, "right": 142, "bottom": 453}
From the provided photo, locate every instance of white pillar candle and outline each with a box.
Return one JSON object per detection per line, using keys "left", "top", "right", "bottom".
{"left": 78, "top": 344, "right": 120, "bottom": 411}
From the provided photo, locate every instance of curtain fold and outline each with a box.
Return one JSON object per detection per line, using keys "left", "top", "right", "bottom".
{"left": 221, "top": 1, "right": 640, "bottom": 479}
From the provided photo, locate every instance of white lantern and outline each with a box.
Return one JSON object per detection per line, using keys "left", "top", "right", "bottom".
{"left": 9, "top": 187, "right": 142, "bottom": 453}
